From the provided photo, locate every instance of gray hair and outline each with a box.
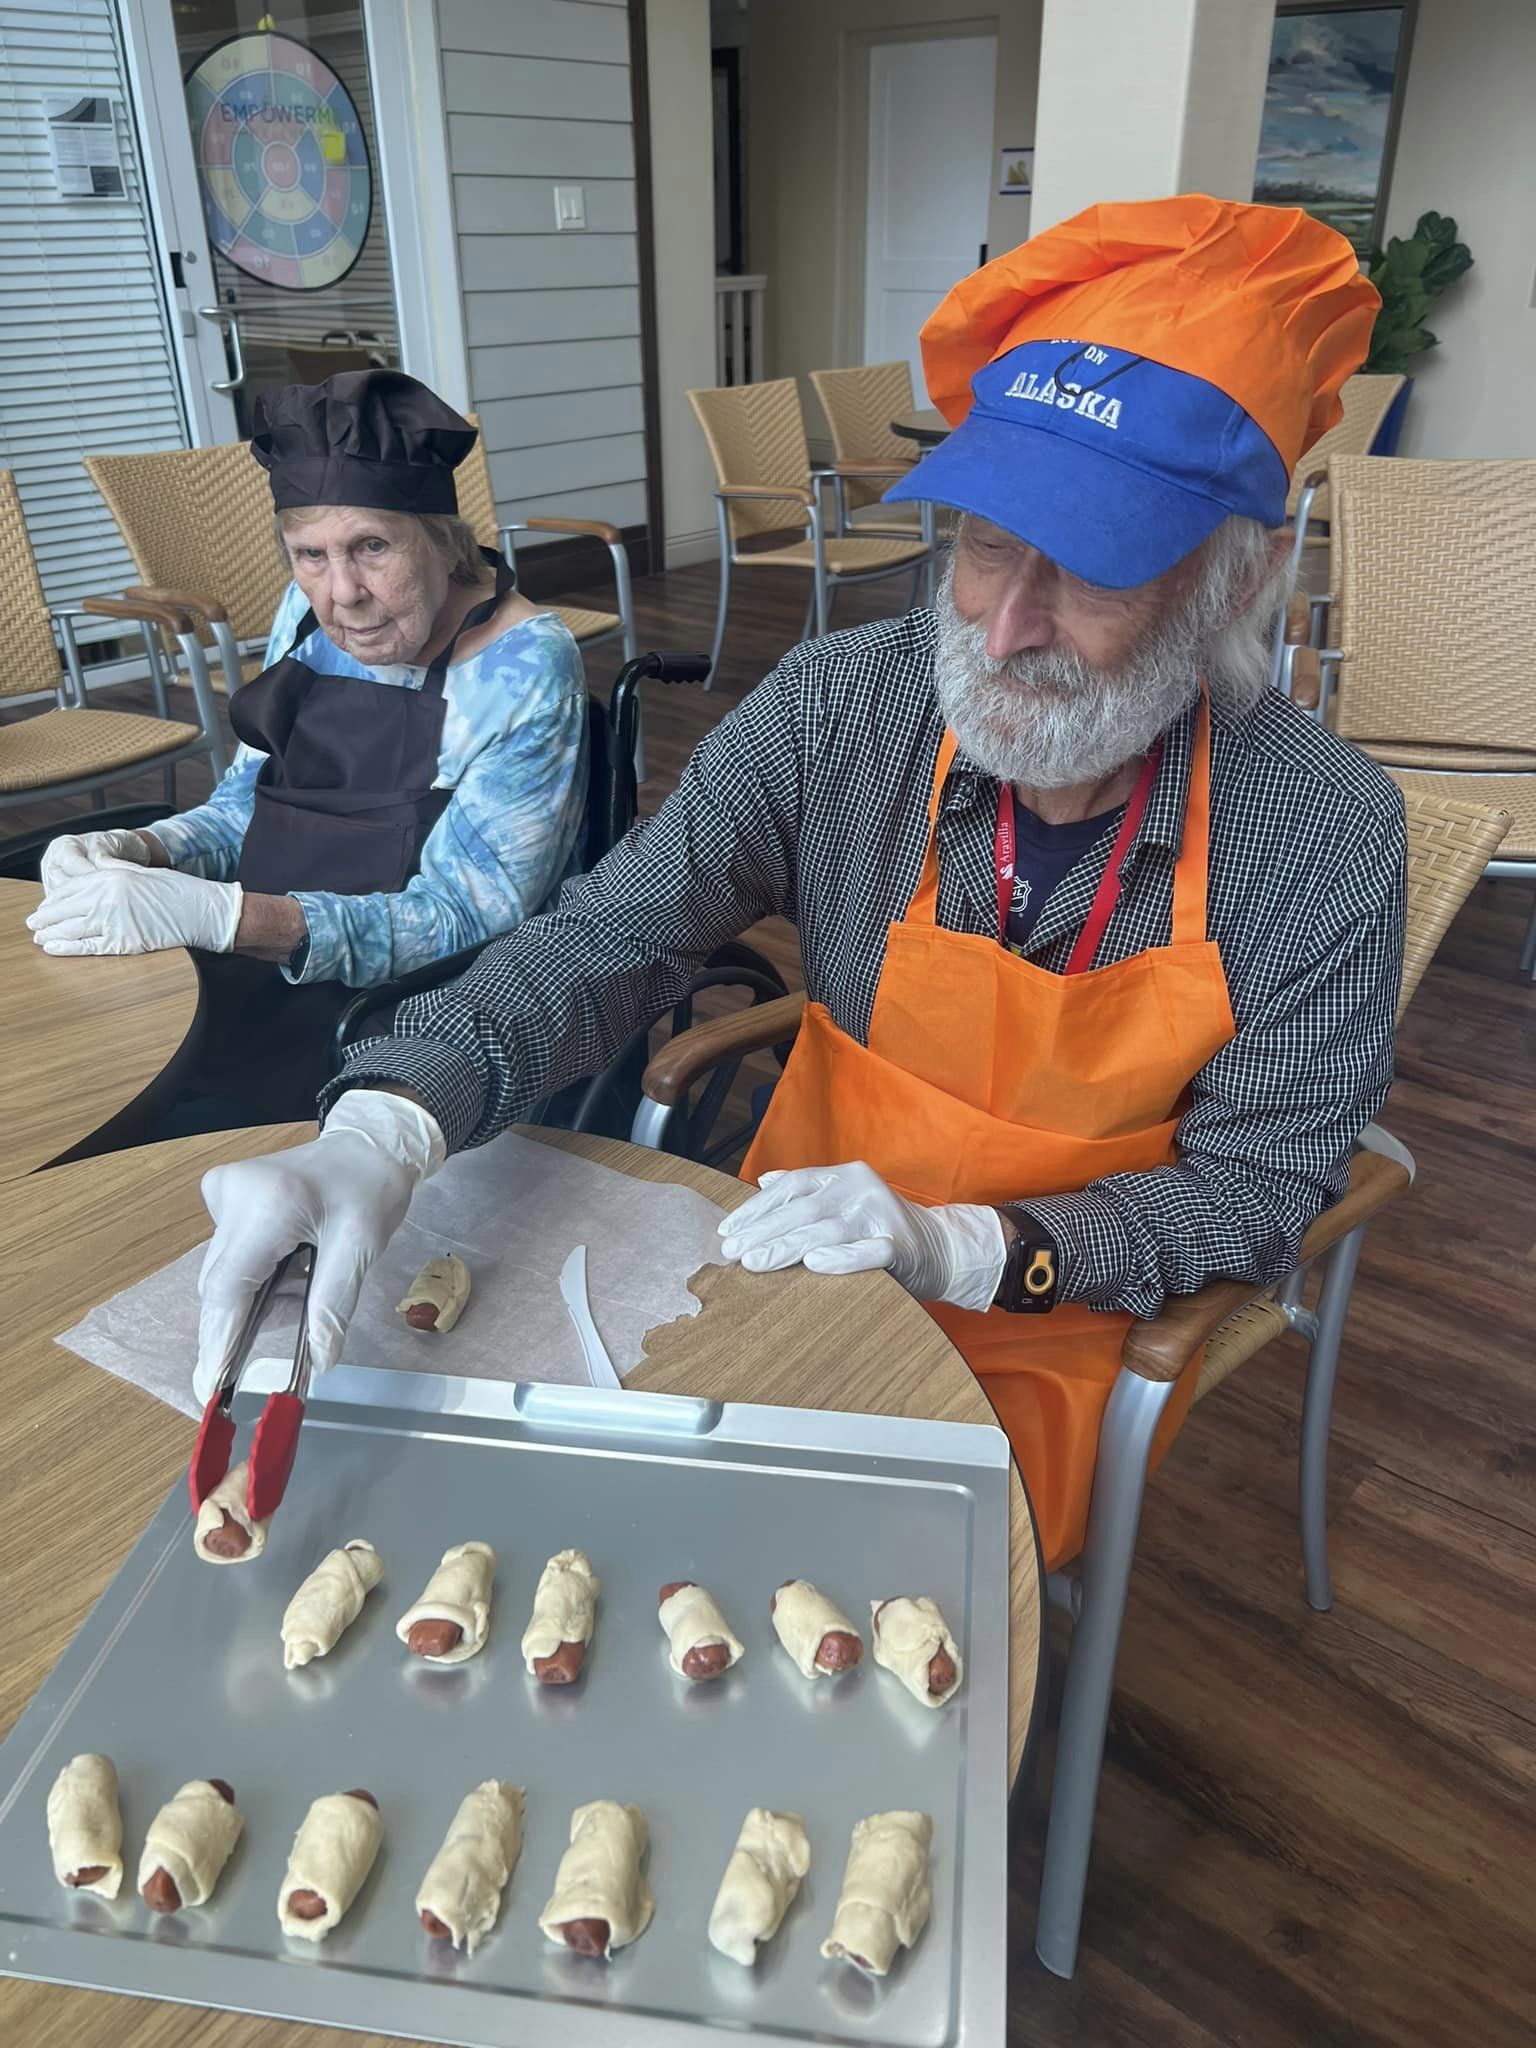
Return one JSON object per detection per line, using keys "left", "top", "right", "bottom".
{"left": 274, "top": 507, "right": 487, "bottom": 585}
{"left": 1189, "top": 514, "right": 1289, "bottom": 713}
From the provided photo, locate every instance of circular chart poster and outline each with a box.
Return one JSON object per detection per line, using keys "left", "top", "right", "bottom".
{"left": 185, "top": 32, "right": 371, "bottom": 292}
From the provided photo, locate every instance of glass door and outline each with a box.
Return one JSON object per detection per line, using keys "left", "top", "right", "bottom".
{"left": 169, "top": 0, "right": 401, "bottom": 437}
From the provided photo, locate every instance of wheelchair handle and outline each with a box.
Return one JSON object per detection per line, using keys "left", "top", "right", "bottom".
{"left": 619, "top": 650, "right": 712, "bottom": 688}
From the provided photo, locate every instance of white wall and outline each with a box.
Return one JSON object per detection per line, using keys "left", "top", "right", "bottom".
{"left": 646, "top": 0, "right": 719, "bottom": 566}
{"left": 1030, "top": 0, "right": 1274, "bottom": 233}
{"left": 438, "top": 0, "right": 650, "bottom": 538}
{"left": 1382, "top": 0, "right": 1536, "bottom": 459}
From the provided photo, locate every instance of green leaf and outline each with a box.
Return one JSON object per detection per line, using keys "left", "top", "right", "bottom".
{"left": 1422, "top": 243, "right": 1473, "bottom": 292}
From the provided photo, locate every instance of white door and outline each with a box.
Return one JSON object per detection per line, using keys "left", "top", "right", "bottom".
{"left": 864, "top": 33, "right": 997, "bottom": 390}
{"left": 121, "top": 0, "right": 405, "bottom": 444}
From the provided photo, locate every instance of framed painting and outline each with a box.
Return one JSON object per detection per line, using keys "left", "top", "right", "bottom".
{"left": 1254, "top": 1, "right": 1418, "bottom": 256}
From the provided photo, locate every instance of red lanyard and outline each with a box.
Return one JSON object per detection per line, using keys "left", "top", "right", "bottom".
{"left": 994, "top": 741, "right": 1163, "bottom": 974}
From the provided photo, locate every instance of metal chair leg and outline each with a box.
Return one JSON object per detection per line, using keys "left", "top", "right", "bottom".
{"left": 799, "top": 583, "right": 816, "bottom": 640}
{"left": 810, "top": 502, "right": 829, "bottom": 638}
{"left": 707, "top": 501, "right": 733, "bottom": 691}
{"left": 1298, "top": 1222, "right": 1366, "bottom": 1614}
{"left": 177, "top": 633, "right": 228, "bottom": 780}
{"left": 1520, "top": 892, "right": 1536, "bottom": 978}
{"left": 138, "top": 623, "right": 170, "bottom": 723}
{"left": 1036, "top": 1367, "right": 1174, "bottom": 1980}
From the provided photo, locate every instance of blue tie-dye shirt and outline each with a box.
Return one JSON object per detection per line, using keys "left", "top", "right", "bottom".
{"left": 150, "top": 579, "right": 588, "bottom": 988}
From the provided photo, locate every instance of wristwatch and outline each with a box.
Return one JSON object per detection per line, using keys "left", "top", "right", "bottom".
{"left": 993, "top": 1207, "right": 1060, "bottom": 1314}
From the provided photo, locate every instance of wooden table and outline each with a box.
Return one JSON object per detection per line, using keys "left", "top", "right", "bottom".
{"left": 0, "top": 879, "right": 198, "bottom": 1181}
{"left": 0, "top": 1124, "right": 1043, "bottom": 2048}
{"left": 890, "top": 407, "right": 949, "bottom": 450}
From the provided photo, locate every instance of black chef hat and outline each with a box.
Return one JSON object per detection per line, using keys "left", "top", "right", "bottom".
{"left": 251, "top": 370, "right": 478, "bottom": 516}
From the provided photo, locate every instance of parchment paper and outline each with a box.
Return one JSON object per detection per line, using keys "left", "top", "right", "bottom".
{"left": 56, "top": 1131, "right": 728, "bottom": 1420}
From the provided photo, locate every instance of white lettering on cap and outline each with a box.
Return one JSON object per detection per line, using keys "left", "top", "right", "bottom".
{"left": 1002, "top": 368, "right": 1121, "bottom": 431}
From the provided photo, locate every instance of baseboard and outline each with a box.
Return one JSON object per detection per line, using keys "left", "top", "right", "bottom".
{"left": 662, "top": 529, "right": 719, "bottom": 570}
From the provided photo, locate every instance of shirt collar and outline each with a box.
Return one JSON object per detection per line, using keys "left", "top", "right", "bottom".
{"left": 940, "top": 687, "right": 1201, "bottom": 869}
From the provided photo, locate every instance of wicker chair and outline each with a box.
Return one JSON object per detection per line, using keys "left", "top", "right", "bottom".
{"left": 1285, "top": 454, "right": 1536, "bottom": 974}
{"left": 0, "top": 469, "right": 223, "bottom": 825}
{"left": 688, "top": 378, "right": 933, "bottom": 684}
{"left": 808, "top": 362, "right": 924, "bottom": 539}
{"left": 624, "top": 783, "right": 1508, "bottom": 1976}
{"left": 85, "top": 442, "right": 285, "bottom": 710}
{"left": 1269, "top": 374, "right": 1408, "bottom": 683}
{"left": 452, "top": 426, "right": 636, "bottom": 662}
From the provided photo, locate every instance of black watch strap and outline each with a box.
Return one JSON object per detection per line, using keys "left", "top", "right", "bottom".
{"left": 994, "top": 1207, "right": 1060, "bottom": 1313}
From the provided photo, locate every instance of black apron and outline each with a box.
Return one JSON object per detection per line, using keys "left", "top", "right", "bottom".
{"left": 183, "top": 548, "right": 513, "bottom": 1123}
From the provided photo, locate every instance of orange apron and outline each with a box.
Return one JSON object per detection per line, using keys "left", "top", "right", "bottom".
{"left": 742, "top": 693, "right": 1236, "bottom": 1569}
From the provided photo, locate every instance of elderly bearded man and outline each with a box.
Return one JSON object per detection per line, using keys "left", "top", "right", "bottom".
{"left": 193, "top": 196, "right": 1405, "bottom": 1569}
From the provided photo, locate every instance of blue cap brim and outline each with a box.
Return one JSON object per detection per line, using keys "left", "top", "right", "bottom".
{"left": 885, "top": 410, "right": 1232, "bottom": 589}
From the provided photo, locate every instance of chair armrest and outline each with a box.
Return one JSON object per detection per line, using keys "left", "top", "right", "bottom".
{"left": 1119, "top": 1149, "right": 1411, "bottom": 1384}
{"left": 1290, "top": 648, "right": 1323, "bottom": 709}
{"left": 79, "top": 592, "right": 195, "bottom": 635}
{"left": 640, "top": 992, "right": 806, "bottom": 1107}
{"left": 128, "top": 584, "right": 230, "bottom": 626}
{"left": 716, "top": 485, "right": 817, "bottom": 508}
{"left": 829, "top": 460, "right": 916, "bottom": 478}
{"left": 510, "top": 515, "right": 624, "bottom": 546}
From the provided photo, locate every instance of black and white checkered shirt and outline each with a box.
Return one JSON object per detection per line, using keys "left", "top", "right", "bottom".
{"left": 331, "top": 607, "right": 1406, "bottom": 1319}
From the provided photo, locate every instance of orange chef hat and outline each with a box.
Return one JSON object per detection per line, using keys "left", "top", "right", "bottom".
{"left": 884, "top": 195, "right": 1380, "bottom": 585}
{"left": 922, "top": 194, "right": 1377, "bottom": 466}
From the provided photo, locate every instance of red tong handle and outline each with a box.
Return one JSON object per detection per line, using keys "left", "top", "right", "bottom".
{"left": 246, "top": 1392, "right": 306, "bottom": 1524}
{"left": 189, "top": 1400, "right": 237, "bottom": 1514}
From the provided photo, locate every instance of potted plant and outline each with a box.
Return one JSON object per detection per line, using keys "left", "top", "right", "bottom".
{"left": 1364, "top": 210, "right": 1474, "bottom": 375}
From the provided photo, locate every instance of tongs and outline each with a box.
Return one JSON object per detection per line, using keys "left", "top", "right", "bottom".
{"left": 189, "top": 1244, "right": 316, "bottom": 1524}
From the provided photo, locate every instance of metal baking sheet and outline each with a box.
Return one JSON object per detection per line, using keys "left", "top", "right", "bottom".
{"left": 0, "top": 1365, "right": 1011, "bottom": 2047}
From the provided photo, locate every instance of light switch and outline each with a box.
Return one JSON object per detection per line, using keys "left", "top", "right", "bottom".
{"left": 554, "top": 185, "right": 586, "bottom": 232}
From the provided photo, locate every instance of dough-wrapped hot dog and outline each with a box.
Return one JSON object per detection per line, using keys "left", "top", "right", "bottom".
{"left": 415, "top": 1780, "right": 524, "bottom": 1954}
{"left": 396, "top": 1540, "right": 495, "bottom": 1663}
{"left": 538, "top": 1800, "right": 652, "bottom": 1958}
{"left": 193, "top": 1460, "right": 269, "bottom": 1566}
{"left": 871, "top": 1596, "right": 963, "bottom": 1708}
{"left": 278, "top": 1790, "right": 381, "bottom": 1941}
{"left": 282, "top": 1541, "right": 383, "bottom": 1670}
{"left": 521, "top": 1549, "right": 598, "bottom": 1685}
{"left": 657, "top": 1581, "right": 744, "bottom": 1682}
{"left": 708, "top": 1808, "right": 809, "bottom": 1966}
{"left": 47, "top": 1753, "right": 123, "bottom": 1898}
{"left": 396, "top": 1253, "right": 471, "bottom": 1333}
{"left": 138, "top": 1779, "right": 242, "bottom": 1913}
{"left": 821, "top": 1810, "right": 933, "bottom": 1976}
{"left": 770, "top": 1579, "right": 863, "bottom": 1679}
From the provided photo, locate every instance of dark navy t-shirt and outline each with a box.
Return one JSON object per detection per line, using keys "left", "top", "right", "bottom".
{"left": 1003, "top": 796, "right": 1124, "bottom": 954}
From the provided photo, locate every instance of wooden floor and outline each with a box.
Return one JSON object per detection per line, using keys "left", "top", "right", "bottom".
{"left": 9, "top": 558, "right": 1536, "bottom": 2045}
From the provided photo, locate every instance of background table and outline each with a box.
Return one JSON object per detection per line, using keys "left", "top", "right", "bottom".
{"left": 890, "top": 407, "right": 949, "bottom": 450}
{"left": 0, "top": 879, "right": 198, "bottom": 1182}
{"left": 0, "top": 1123, "right": 1042, "bottom": 2048}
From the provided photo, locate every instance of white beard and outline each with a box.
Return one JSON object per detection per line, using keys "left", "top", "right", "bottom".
{"left": 930, "top": 556, "right": 1204, "bottom": 789}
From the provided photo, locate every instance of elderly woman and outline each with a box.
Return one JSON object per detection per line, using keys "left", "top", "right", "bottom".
{"left": 28, "top": 371, "right": 587, "bottom": 1128}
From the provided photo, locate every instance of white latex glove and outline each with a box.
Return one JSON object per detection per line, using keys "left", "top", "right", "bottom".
{"left": 39, "top": 828, "right": 153, "bottom": 894}
{"left": 718, "top": 1161, "right": 1008, "bottom": 1312}
{"left": 27, "top": 861, "right": 242, "bottom": 957}
{"left": 193, "top": 1090, "right": 447, "bottom": 1404}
